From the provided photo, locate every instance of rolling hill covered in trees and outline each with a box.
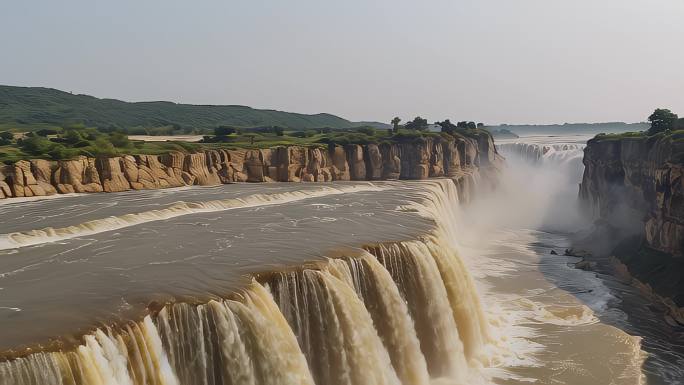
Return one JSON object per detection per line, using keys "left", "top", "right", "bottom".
{"left": 0, "top": 85, "right": 384, "bottom": 133}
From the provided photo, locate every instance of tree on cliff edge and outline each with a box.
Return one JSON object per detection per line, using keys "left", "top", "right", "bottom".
{"left": 648, "top": 109, "right": 678, "bottom": 135}
{"left": 391, "top": 117, "right": 401, "bottom": 133}
{"left": 405, "top": 116, "right": 428, "bottom": 131}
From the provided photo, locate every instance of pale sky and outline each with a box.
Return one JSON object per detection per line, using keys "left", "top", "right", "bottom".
{"left": 2, "top": 0, "right": 683, "bottom": 125}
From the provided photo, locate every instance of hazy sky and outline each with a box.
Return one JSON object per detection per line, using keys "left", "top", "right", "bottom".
{"left": 2, "top": 0, "right": 683, "bottom": 124}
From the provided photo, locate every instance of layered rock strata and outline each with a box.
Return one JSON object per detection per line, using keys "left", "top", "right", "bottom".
{"left": 580, "top": 135, "right": 684, "bottom": 256}
{"left": 0, "top": 133, "right": 501, "bottom": 200}
{"left": 579, "top": 134, "right": 684, "bottom": 307}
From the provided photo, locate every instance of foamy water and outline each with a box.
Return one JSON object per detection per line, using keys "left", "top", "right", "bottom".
{"left": 2, "top": 134, "right": 679, "bottom": 383}
{"left": 0, "top": 184, "right": 384, "bottom": 250}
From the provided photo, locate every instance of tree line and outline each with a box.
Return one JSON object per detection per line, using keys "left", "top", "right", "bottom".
{"left": 391, "top": 116, "right": 484, "bottom": 133}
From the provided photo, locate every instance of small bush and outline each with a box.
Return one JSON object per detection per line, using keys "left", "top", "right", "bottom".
{"left": 356, "top": 127, "right": 376, "bottom": 136}
{"left": 290, "top": 131, "right": 311, "bottom": 138}
{"left": 73, "top": 140, "right": 91, "bottom": 148}
{"left": 36, "top": 129, "right": 60, "bottom": 137}
{"left": 214, "top": 126, "right": 237, "bottom": 136}
{"left": 89, "top": 137, "right": 118, "bottom": 157}
{"left": 317, "top": 132, "right": 375, "bottom": 146}
{"left": 47, "top": 145, "right": 81, "bottom": 160}
{"left": 19, "top": 136, "right": 55, "bottom": 155}
{"left": 109, "top": 132, "right": 132, "bottom": 148}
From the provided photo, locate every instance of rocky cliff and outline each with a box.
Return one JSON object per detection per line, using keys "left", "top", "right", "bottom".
{"left": 579, "top": 133, "right": 684, "bottom": 308}
{"left": 0, "top": 133, "right": 502, "bottom": 201}
{"left": 580, "top": 134, "right": 684, "bottom": 255}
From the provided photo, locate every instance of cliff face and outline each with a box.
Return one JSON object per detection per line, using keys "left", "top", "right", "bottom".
{"left": 0, "top": 133, "right": 502, "bottom": 201}
{"left": 580, "top": 134, "right": 684, "bottom": 310}
{"left": 580, "top": 135, "right": 684, "bottom": 256}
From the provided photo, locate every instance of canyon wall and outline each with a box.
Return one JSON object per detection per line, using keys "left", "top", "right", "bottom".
{"left": 579, "top": 134, "right": 684, "bottom": 308}
{"left": 0, "top": 133, "right": 502, "bottom": 201}
{"left": 580, "top": 134, "right": 684, "bottom": 256}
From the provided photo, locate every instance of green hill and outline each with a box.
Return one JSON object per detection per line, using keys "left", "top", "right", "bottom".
{"left": 0, "top": 85, "right": 382, "bottom": 133}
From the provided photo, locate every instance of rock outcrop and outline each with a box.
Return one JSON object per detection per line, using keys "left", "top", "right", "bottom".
{"left": 53, "top": 156, "right": 104, "bottom": 194}
{"left": 579, "top": 134, "right": 684, "bottom": 307}
{"left": 580, "top": 135, "right": 684, "bottom": 256}
{"left": 30, "top": 160, "right": 58, "bottom": 195}
{"left": 0, "top": 133, "right": 502, "bottom": 201}
{"left": 0, "top": 166, "right": 12, "bottom": 199}
{"left": 5, "top": 160, "right": 55, "bottom": 197}
{"left": 97, "top": 157, "right": 131, "bottom": 193}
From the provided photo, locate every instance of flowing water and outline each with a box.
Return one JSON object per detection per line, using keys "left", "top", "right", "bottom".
{"left": 0, "top": 134, "right": 680, "bottom": 384}
{"left": 496, "top": 135, "right": 684, "bottom": 384}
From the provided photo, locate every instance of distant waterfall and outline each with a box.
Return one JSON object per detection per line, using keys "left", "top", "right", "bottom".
{"left": 498, "top": 142, "right": 585, "bottom": 182}
{"left": 0, "top": 180, "right": 493, "bottom": 385}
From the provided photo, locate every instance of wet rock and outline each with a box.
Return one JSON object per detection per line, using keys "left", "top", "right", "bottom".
{"left": 565, "top": 248, "right": 592, "bottom": 258}
{"left": 550, "top": 250, "right": 558, "bottom": 255}
{"left": 574, "top": 259, "right": 596, "bottom": 271}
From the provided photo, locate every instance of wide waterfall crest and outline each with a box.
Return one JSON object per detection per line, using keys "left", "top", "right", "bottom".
{"left": 0, "top": 179, "right": 498, "bottom": 385}
{"left": 0, "top": 184, "right": 385, "bottom": 251}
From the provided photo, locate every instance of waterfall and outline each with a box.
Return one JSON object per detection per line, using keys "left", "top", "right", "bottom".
{"left": 497, "top": 142, "right": 585, "bottom": 182}
{"left": 326, "top": 255, "right": 430, "bottom": 385}
{"left": 0, "top": 180, "right": 493, "bottom": 385}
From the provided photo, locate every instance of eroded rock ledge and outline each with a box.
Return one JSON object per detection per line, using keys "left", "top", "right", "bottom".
{"left": 580, "top": 135, "right": 684, "bottom": 256}
{"left": 0, "top": 134, "right": 502, "bottom": 200}
{"left": 579, "top": 134, "right": 684, "bottom": 308}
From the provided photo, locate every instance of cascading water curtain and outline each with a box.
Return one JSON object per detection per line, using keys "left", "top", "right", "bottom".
{"left": 0, "top": 179, "right": 493, "bottom": 385}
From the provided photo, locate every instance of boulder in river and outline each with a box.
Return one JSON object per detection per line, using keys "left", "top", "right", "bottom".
{"left": 574, "top": 259, "right": 596, "bottom": 271}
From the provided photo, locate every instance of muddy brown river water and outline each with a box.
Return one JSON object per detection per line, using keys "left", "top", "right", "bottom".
{"left": 0, "top": 135, "right": 682, "bottom": 384}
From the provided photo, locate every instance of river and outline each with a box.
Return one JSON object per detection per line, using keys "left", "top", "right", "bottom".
{"left": 495, "top": 135, "right": 684, "bottom": 384}
{"left": 0, "top": 134, "right": 682, "bottom": 384}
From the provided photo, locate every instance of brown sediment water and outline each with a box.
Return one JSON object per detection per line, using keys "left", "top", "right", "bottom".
{"left": 0, "top": 171, "right": 653, "bottom": 384}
